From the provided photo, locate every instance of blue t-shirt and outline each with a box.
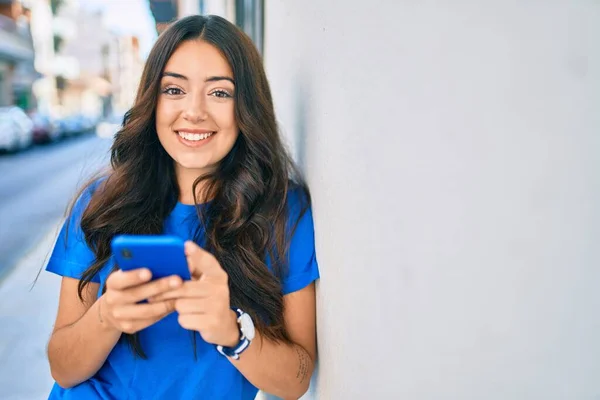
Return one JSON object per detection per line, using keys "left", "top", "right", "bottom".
{"left": 45, "top": 185, "right": 320, "bottom": 400}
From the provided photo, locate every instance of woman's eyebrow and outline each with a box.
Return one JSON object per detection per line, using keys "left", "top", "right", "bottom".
{"left": 161, "top": 71, "right": 235, "bottom": 85}
{"left": 162, "top": 71, "right": 187, "bottom": 80}
{"left": 205, "top": 76, "right": 235, "bottom": 85}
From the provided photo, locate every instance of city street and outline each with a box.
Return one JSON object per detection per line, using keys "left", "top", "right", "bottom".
{"left": 0, "top": 135, "right": 112, "bottom": 278}
{"left": 0, "top": 134, "right": 111, "bottom": 399}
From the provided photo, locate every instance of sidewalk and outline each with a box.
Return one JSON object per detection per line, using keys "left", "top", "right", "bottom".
{"left": 0, "top": 222, "right": 62, "bottom": 400}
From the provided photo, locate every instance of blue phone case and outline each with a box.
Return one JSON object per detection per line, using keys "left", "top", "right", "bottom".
{"left": 111, "top": 235, "right": 191, "bottom": 280}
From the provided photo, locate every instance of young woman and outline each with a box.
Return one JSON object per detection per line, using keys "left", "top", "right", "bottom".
{"left": 45, "top": 15, "right": 319, "bottom": 400}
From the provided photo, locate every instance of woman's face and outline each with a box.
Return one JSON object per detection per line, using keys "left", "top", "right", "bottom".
{"left": 156, "top": 39, "right": 238, "bottom": 179}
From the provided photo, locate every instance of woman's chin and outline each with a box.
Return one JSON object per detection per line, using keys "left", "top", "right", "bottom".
{"left": 174, "top": 158, "right": 214, "bottom": 174}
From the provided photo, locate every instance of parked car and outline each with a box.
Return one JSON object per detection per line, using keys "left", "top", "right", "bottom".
{"left": 77, "top": 114, "right": 98, "bottom": 133}
{"left": 0, "top": 114, "right": 21, "bottom": 152}
{"left": 58, "top": 114, "right": 97, "bottom": 137}
{"left": 31, "top": 113, "right": 61, "bottom": 143}
{"left": 57, "top": 116, "right": 79, "bottom": 137}
{"left": 0, "top": 106, "right": 33, "bottom": 151}
{"left": 96, "top": 112, "right": 124, "bottom": 139}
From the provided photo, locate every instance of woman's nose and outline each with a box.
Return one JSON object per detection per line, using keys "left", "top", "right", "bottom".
{"left": 182, "top": 95, "right": 208, "bottom": 124}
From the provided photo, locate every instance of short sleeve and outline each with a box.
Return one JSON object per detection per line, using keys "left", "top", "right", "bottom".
{"left": 45, "top": 184, "right": 99, "bottom": 282}
{"left": 282, "top": 190, "right": 320, "bottom": 295}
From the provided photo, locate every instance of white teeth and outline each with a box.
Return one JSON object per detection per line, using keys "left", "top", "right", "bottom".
{"left": 178, "top": 131, "right": 213, "bottom": 141}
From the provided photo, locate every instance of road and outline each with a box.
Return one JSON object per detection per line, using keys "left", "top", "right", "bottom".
{"left": 0, "top": 134, "right": 112, "bottom": 279}
{"left": 0, "top": 133, "right": 112, "bottom": 399}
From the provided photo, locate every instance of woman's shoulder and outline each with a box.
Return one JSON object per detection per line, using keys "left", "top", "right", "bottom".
{"left": 281, "top": 182, "right": 319, "bottom": 293}
{"left": 46, "top": 175, "right": 110, "bottom": 280}
{"left": 285, "top": 181, "right": 311, "bottom": 212}
{"left": 283, "top": 181, "right": 312, "bottom": 233}
{"left": 72, "top": 175, "right": 108, "bottom": 209}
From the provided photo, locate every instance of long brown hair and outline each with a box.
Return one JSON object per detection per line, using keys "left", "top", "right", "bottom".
{"left": 73, "top": 15, "right": 310, "bottom": 357}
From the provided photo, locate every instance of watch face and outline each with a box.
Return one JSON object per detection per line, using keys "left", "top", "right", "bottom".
{"left": 240, "top": 313, "right": 255, "bottom": 341}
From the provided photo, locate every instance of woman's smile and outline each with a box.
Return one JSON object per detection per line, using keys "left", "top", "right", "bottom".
{"left": 175, "top": 129, "right": 216, "bottom": 148}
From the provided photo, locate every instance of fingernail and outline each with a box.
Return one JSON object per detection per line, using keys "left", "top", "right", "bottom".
{"left": 139, "top": 269, "right": 151, "bottom": 280}
{"left": 170, "top": 278, "right": 181, "bottom": 287}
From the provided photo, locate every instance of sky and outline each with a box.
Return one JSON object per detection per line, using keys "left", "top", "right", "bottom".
{"left": 79, "top": 0, "right": 158, "bottom": 58}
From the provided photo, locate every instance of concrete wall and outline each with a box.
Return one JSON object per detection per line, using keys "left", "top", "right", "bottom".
{"left": 264, "top": 1, "right": 600, "bottom": 399}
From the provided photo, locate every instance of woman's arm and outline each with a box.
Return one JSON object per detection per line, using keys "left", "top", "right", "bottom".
{"left": 152, "top": 241, "right": 318, "bottom": 400}
{"left": 229, "top": 283, "right": 317, "bottom": 400}
{"left": 48, "top": 270, "right": 184, "bottom": 388}
{"left": 47, "top": 277, "right": 121, "bottom": 388}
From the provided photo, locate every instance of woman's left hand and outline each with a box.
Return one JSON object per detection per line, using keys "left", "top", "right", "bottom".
{"left": 148, "top": 241, "right": 240, "bottom": 347}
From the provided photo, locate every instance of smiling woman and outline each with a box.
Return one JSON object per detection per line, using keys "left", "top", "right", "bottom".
{"left": 44, "top": 15, "right": 319, "bottom": 400}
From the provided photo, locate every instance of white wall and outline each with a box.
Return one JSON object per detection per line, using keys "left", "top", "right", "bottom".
{"left": 264, "top": 1, "right": 600, "bottom": 398}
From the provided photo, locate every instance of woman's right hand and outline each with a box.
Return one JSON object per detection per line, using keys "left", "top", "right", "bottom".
{"left": 99, "top": 268, "right": 183, "bottom": 334}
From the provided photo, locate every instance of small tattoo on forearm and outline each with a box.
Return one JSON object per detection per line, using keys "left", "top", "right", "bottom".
{"left": 295, "top": 346, "right": 310, "bottom": 383}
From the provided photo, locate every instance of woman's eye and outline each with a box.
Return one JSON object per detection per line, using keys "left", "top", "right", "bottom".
{"left": 211, "top": 90, "right": 232, "bottom": 98}
{"left": 163, "top": 87, "right": 183, "bottom": 95}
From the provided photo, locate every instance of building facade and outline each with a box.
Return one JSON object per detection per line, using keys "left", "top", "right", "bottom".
{"left": 111, "top": 36, "right": 144, "bottom": 114}
{"left": 0, "top": 0, "right": 36, "bottom": 109}
{"left": 147, "top": 0, "right": 263, "bottom": 54}
{"left": 52, "top": 0, "right": 116, "bottom": 117}
{"left": 23, "top": 0, "right": 58, "bottom": 115}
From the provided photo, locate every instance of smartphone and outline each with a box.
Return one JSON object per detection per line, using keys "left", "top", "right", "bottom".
{"left": 111, "top": 235, "right": 191, "bottom": 280}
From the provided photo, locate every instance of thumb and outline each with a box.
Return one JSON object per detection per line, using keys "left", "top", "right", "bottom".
{"left": 184, "top": 241, "right": 220, "bottom": 279}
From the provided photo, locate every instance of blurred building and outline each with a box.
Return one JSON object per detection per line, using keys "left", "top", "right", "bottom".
{"left": 51, "top": 0, "right": 115, "bottom": 118}
{"left": 110, "top": 36, "right": 144, "bottom": 114}
{"left": 23, "top": 0, "right": 58, "bottom": 115}
{"left": 147, "top": 0, "right": 262, "bottom": 53}
{"left": 0, "top": 0, "right": 37, "bottom": 109}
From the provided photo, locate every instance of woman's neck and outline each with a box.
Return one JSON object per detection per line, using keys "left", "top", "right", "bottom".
{"left": 175, "top": 166, "right": 212, "bottom": 205}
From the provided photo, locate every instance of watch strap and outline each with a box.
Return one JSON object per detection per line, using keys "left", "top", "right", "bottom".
{"left": 216, "top": 309, "right": 250, "bottom": 360}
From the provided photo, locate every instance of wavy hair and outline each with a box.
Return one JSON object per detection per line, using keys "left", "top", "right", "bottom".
{"left": 71, "top": 15, "right": 310, "bottom": 357}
